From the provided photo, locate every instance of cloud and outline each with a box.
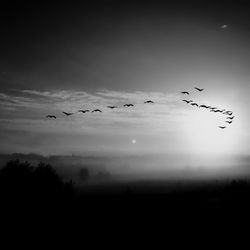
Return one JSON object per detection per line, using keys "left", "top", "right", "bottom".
{"left": 97, "top": 89, "right": 180, "bottom": 103}
{"left": 2, "top": 88, "right": 217, "bottom": 155}
{"left": 22, "top": 89, "right": 92, "bottom": 100}
{"left": 0, "top": 88, "right": 189, "bottom": 146}
{"left": 9, "top": 88, "right": 182, "bottom": 113}
{"left": 1, "top": 88, "right": 186, "bottom": 114}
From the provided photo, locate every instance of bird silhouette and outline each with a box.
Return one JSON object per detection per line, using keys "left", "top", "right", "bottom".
{"left": 181, "top": 91, "right": 189, "bottom": 95}
{"left": 144, "top": 100, "right": 154, "bottom": 104}
{"left": 218, "top": 126, "right": 226, "bottom": 129}
{"left": 107, "top": 106, "right": 118, "bottom": 109}
{"left": 199, "top": 105, "right": 208, "bottom": 108}
{"left": 213, "top": 109, "right": 224, "bottom": 113}
{"left": 124, "top": 104, "right": 134, "bottom": 107}
{"left": 194, "top": 87, "right": 204, "bottom": 92}
{"left": 46, "top": 115, "right": 56, "bottom": 119}
{"left": 224, "top": 111, "right": 233, "bottom": 115}
{"left": 226, "top": 121, "right": 232, "bottom": 124}
{"left": 92, "top": 109, "right": 102, "bottom": 113}
{"left": 182, "top": 99, "right": 193, "bottom": 104}
{"left": 191, "top": 103, "right": 199, "bottom": 107}
{"left": 63, "top": 112, "right": 74, "bottom": 116}
{"left": 78, "top": 110, "right": 90, "bottom": 113}
{"left": 227, "top": 116, "right": 235, "bottom": 120}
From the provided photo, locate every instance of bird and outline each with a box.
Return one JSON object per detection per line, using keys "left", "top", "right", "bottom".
{"left": 46, "top": 115, "right": 56, "bottom": 119}
{"left": 124, "top": 104, "right": 134, "bottom": 107}
{"left": 227, "top": 116, "right": 235, "bottom": 120}
{"left": 224, "top": 111, "right": 233, "bottom": 115}
{"left": 194, "top": 87, "right": 204, "bottom": 92}
{"left": 199, "top": 104, "right": 209, "bottom": 108}
{"left": 181, "top": 91, "right": 189, "bottom": 95}
{"left": 63, "top": 112, "right": 74, "bottom": 116}
{"left": 107, "top": 106, "right": 118, "bottom": 109}
{"left": 78, "top": 110, "right": 90, "bottom": 113}
{"left": 214, "top": 109, "right": 225, "bottom": 113}
{"left": 191, "top": 103, "right": 199, "bottom": 107}
{"left": 144, "top": 100, "right": 154, "bottom": 104}
{"left": 218, "top": 126, "right": 226, "bottom": 129}
{"left": 182, "top": 99, "right": 193, "bottom": 104}
{"left": 226, "top": 121, "right": 232, "bottom": 124}
{"left": 92, "top": 109, "right": 102, "bottom": 113}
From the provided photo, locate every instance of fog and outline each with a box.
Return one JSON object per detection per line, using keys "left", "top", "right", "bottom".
{"left": 1, "top": 153, "right": 250, "bottom": 186}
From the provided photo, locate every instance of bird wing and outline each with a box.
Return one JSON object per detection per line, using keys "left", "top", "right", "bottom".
{"left": 195, "top": 87, "right": 202, "bottom": 91}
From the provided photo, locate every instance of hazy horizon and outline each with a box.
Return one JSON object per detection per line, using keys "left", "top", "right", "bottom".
{"left": 1, "top": 152, "right": 250, "bottom": 184}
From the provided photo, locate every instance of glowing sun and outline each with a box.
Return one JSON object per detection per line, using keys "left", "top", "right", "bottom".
{"left": 183, "top": 109, "right": 238, "bottom": 155}
{"left": 132, "top": 139, "right": 137, "bottom": 144}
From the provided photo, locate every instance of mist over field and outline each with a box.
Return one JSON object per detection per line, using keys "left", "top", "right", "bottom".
{"left": 1, "top": 153, "right": 250, "bottom": 185}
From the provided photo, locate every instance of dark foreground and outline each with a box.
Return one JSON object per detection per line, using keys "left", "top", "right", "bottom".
{"left": 1, "top": 160, "right": 250, "bottom": 233}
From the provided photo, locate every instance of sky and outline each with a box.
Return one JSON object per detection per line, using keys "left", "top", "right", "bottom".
{"left": 0, "top": 0, "right": 250, "bottom": 169}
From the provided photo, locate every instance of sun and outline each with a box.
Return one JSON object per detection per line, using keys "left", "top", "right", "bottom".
{"left": 132, "top": 139, "right": 137, "bottom": 144}
{"left": 183, "top": 109, "right": 238, "bottom": 155}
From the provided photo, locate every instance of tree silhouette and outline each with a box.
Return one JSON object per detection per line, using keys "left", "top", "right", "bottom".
{"left": 0, "top": 160, "right": 74, "bottom": 203}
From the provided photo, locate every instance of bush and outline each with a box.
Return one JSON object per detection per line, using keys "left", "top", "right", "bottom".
{"left": 0, "top": 160, "right": 74, "bottom": 202}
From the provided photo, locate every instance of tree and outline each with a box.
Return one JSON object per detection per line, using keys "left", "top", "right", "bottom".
{"left": 0, "top": 160, "right": 75, "bottom": 203}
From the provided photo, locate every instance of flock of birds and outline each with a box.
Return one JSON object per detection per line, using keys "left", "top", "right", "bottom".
{"left": 46, "top": 87, "right": 235, "bottom": 130}
{"left": 46, "top": 100, "right": 154, "bottom": 119}
{"left": 181, "top": 87, "right": 235, "bottom": 129}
